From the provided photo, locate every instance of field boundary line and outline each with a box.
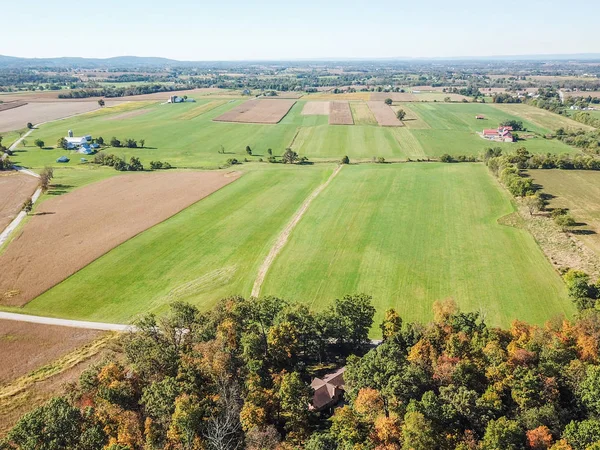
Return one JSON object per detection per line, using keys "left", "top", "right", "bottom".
{"left": 0, "top": 311, "right": 133, "bottom": 331}
{"left": 251, "top": 164, "right": 343, "bottom": 297}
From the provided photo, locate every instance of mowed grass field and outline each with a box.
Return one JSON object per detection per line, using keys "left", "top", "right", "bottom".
{"left": 9, "top": 99, "right": 584, "bottom": 173}
{"left": 529, "top": 170, "right": 600, "bottom": 257}
{"left": 261, "top": 164, "right": 573, "bottom": 328}
{"left": 19, "top": 165, "right": 334, "bottom": 322}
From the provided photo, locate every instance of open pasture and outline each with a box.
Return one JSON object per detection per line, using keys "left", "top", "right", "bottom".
{"left": 213, "top": 99, "right": 296, "bottom": 124}
{"left": 176, "top": 100, "right": 228, "bottom": 120}
{"left": 367, "top": 101, "right": 403, "bottom": 126}
{"left": 19, "top": 166, "right": 332, "bottom": 323}
{"left": 329, "top": 101, "right": 354, "bottom": 125}
{"left": 0, "top": 172, "right": 38, "bottom": 232}
{"left": 529, "top": 170, "right": 600, "bottom": 257}
{"left": 261, "top": 163, "right": 573, "bottom": 328}
{"left": 0, "top": 171, "right": 239, "bottom": 307}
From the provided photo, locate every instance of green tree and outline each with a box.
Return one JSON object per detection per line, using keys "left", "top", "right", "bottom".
{"left": 482, "top": 417, "right": 524, "bottom": 450}
{"left": 396, "top": 108, "right": 406, "bottom": 120}
{"left": 56, "top": 137, "right": 68, "bottom": 150}
{"left": 246, "top": 145, "right": 252, "bottom": 155}
{"left": 579, "top": 366, "right": 600, "bottom": 416}
{"left": 401, "top": 411, "right": 437, "bottom": 450}
{"left": 281, "top": 148, "right": 298, "bottom": 164}
{"left": 330, "top": 294, "right": 376, "bottom": 348}
{"left": 340, "top": 155, "right": 350, "bottom": 165}
{"left": 555, "top": 214, "right": 577, "bottom": 232}
{"left": 384, "top": 98, "right": 392, "bottom": 105}
{"left": 27, "top": 122, "right": 33, "bottom": 129}
{"left": 562, "top": 419, "right": 600, "bottom": 450}
{"left": 34, "top": 139, "right": 44, "bottom": 149}
{"left": 22, "top": 198, "right": 33, "bottom": 214}
{"left": 267, "top": 148, "right": 272, "bottom": 156}
{"left": 380, "top": 308, "right": 402, "bottom": 341}
{"left": 278, "top": 372, "right": 311, "bottom": 440}
{"left": 98, "top": 98, "right": 105, "bottom": 107}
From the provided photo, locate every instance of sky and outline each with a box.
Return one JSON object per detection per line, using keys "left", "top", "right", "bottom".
{"left": 1, "top": 0, "right": 599, "bottom": 60}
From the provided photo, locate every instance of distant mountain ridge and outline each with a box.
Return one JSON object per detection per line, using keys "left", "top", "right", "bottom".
{"left": 1, "top": 53, "right": 600, "bottom": 69}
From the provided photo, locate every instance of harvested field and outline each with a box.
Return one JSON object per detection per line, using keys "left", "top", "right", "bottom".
{"left": 0, "top": 172, "right": 39, "bottom": 232}
{"left": 213, "top": 99, "right": 296, "bottom": 124}
{"left": 301, "top": 101, "right": 330, "bottom": 116}
{"left": 0, "top": 171, "right": 241, "bottom": 307}
{"left": 371, "top": 92, "right": 418, "bottom": 102}
{"left": 367, "top": 101, "right": 403, "bottom": 126}
{"left": 0, "top": 101, "right": 122, "bottom": 132}
{"left": 176, "top": 100, "right": 227, "bottom": 120}
{"left": 0, "top": 320, "right": 102, "bottom": 384}
{"left": 349, "top": 102, "right": 377, "bottom": 125}
{"left": 329, "top": 101, "right": 354, "bottom": 125}
{"left": 0, "top": 101, "right": 26, "bottom": 113}
{"left": 305, "top": 92, "right": 371, "bottom": 101}
{"left": 562, "top": 91, "right": 600, "bottom": 99}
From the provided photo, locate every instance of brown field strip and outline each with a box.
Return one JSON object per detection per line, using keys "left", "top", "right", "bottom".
{"left": 305, "top": 92, "right": 371, "bottom": 101}
{"left": 367, "top": 101, "right": 403, "bottom": 126}
{"left": 0, "top": 320, "right": 103, "bottom": 384}
{"left": 371, "top": 92, "right": 418, "bottom": 102}
{"left": 329, "top": 101, "right": 354, "bottom": 125}
{"left": 0, "top": 171, "right": 241, "bottom": 307}
{"left": 214, "top": 99, "right": 296, "bottom": 124}
{"left": 0, "top": 101, "right": 26, "bottom": 113}
{"left": 301, "top": 101, "right": 330, "bottom": 115}
{"left": 176, "top": 100, "right": 227, "bottom": 120}
{"left": 0, "top": 172, "right": 39, "bottom": 232}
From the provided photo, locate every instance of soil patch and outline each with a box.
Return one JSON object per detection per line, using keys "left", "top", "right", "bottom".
{"left": 214, "top": 99, "right": 296, "bottom": 124}
{"left": 0, "top": 101, "right": 27, "bottom": 113}
{"left": 0, "top": 171, "right": 241, "bottom": 306}
{"left": 329, "top": 101, "right": 354, "bottom": 125}
{"left": 0, "top": 172, "right": 39, "bottom": 232}
{"left": 301, "top": 101, "right": 330, "bottom": 116}
{"left": 367, "top": 101, "right": 403, "bottom": 126}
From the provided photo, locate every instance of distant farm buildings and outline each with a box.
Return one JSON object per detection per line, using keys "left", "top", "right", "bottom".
{"left": 482, "top": 126, "right": 514, "bottom": 143}
{"left": 167, "top": 95, "right": 196, "bottom": 104}
{"left": 64, "top": 130, "right": 98, "bottom": 154}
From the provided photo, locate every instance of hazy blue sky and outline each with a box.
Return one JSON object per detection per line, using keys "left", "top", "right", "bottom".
{"left": 1, "top": 0, "right": 598, "bottom": 60}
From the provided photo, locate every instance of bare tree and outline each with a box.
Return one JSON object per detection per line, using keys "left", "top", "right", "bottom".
{"left": 203, "top": 381, "right": 243, "bottom": 450}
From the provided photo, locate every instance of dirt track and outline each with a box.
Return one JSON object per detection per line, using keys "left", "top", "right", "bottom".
{"left": 0, "top": 171, "right": 240, "bottom": 307}
{"left": 0, "top": 172, "right": 39, "bottom": 231}
{"left": 214, "top": 99, "right": 296, "bottom": 124}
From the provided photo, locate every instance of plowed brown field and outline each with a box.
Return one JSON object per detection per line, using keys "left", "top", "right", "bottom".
{"left": 214, "top": 99, "right": 296, "bottom": 124}
{"left": 0, "top": 171, "right": 240, "bottom": 307}
{"left": 367, "top": 101, "right": 403, "bottom": 127}
{"left": 0, "top": 172, "right": 39, "bottom": 231}
{"left": 329, "top": 101, "right": 354, "bottom": 125}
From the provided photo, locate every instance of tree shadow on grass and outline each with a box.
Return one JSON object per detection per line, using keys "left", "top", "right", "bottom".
{"left": 47, "top": 184, "right": 73, "bottom": 196}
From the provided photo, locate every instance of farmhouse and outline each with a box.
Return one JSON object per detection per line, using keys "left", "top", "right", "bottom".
{"left": 64, "top": 132, "right": 92, "bottom": 150}
{"left": 482, "top": 126, "right": 514, "bottom": 143}
{"left": 310, "top": 367, "right": 345, "bottom": 412}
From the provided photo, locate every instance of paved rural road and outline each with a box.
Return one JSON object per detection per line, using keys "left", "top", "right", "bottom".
{"left": 0, "top": 311, "right": 134, "bottom": 332}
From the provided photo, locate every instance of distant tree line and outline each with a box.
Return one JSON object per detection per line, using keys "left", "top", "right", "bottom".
{"left": 93, "top": 152, "right": 144, "bottom": 171}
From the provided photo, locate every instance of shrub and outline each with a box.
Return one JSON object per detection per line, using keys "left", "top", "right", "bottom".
{"left": 340, "top": 155, "right": 350, "bottom": 165}
{"left": 226, "top": 158, "right": 239, "bottom": 166}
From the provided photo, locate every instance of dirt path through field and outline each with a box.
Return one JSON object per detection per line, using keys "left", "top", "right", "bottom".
{"left": 251, "top": 165, "right": 343, "bottom": 297}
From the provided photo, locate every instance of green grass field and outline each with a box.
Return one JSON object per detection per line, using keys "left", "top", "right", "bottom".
{"left": 16, "top": 163, "right": 574, "bottom": 332}
{"left": 529, "top": 169, "right": 600, "bottom": 257}
{"left": 8, "top": 99, "right": 583, "bottom": 174}
{"left": 261, "top": 163, "right": 573, "bottom": 328}
{"left": 20, "top": 165, "right": 334, "bottom": 322}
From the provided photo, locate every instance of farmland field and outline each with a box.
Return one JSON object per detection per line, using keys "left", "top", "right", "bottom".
{"left": 261, "top": 164, "right": 573, "bottom": 328}
{"left": 0, "top": 171, "right": 239, "bottom": 307}
{"left": 529, "top": 170, "right": 600, "bottom": 257}
{"left": 18, "top": 165, "right": 333, "bottom": 322}
{"left": 9, "top": 100, "right": 582, "bottom": 171}
{"left": 490, "top": 103, "right": 596, "bottom": 132}
{"left": 0, "top": 172, "right": 38, "bottom": 231}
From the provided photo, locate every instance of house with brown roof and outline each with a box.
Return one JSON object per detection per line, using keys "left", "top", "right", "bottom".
{"left": 310, "top": 367, "right": 345, "bottom": 412}
{"left": 482, "top": 126, "right": 514, "bottom": 143}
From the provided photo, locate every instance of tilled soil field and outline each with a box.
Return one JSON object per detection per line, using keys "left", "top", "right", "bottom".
{"left": 0, "top": 172, "right": 39, "bottom": 232}
{"left": 213, "top": 99, "right": 296, "bottom": 124}
{"left": 301, "top": 101, "right": 330, "bottom": 115}
{"left": 0, "top": 101, "right": 27, "bottom": 113}
{"left": 329, "top": 101, "right": 354, "bottom": 125}
{"left": 367, "top": 101, "right": 403, "bottom": 127}
{"left": 0, "top": 320, "right": 103, "bottom": 384}
{"left": 0, "top": 171, "right": 240, "bottom": 307}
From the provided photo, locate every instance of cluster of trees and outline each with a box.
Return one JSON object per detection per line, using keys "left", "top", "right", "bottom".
{"left": 564, "top": 269, "right": 600, "bottom": 312}
{"left": 8, "top": 297, "right": 600, "bottom": 449}
{"left": 314, "top": 299, "right": 600, "bottom": 450}
{"left": 109, "top": 137, "right": 145, "bottom": 149}
{"left": 440, "top": 154, "right": 479, "bottom": 163}
{"left": 149, "top": 161, "right": 172, "bottom": 170}
{"left": 0, "top": 156, "right": 13, "bottom": 171}
{"left": 0, "top": 135, "right": 7, "bottom": 154}
{"left": 556, "top": 129, "right": 600, "bottom": 153}
{"left": 528, "top": 88, "right": 565, "bottom": 114}
{"left": 1, "top": 294, "right": 375, "bottom": 449}
{"left": 58, "top": 84, "right": 188, "bottom": 99}
{"left": 571, "top": 112, "right": 600, "bottom": 129}
{"left": 93, "top": 153, "right": 144, "bottom": 172}
{"left": 492, "top": 93, "right": 522, "bottom": 104}
{"left": 501, "top": 120, "right": 525, "bottom": 131}
{"left": 484, "top": 148, "right": 536, "bottom": 197}
{"left": 485, "top": 146, "right": 600, "bottom": 172}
